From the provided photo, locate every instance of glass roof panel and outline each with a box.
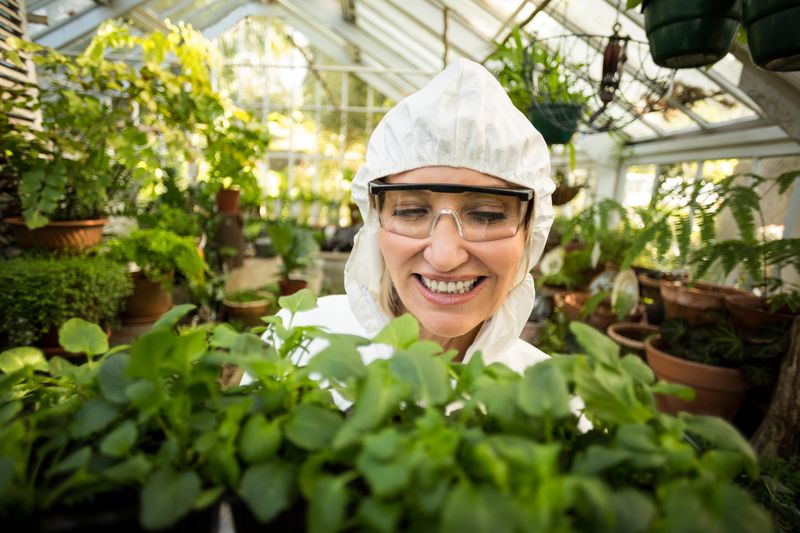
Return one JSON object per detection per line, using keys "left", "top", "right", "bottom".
{"left": 28, "top": 0, "right": 96, "bottom": 39}
{"left": 356, "top": 1, "right": 441, "bottom": 70}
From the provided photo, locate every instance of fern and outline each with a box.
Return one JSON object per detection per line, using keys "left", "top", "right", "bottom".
{"left": 720, "top": 184, "right": 761, "bottom": 244}
{"left": 776, "top": 169, "right": 800, "bottom": 194}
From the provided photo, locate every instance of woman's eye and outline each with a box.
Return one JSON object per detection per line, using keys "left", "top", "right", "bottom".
{"left": 392, "top": 207, "right": 429, "bottom": 220}
{"left": 467, "top": 210, "right": 508, "bottom": 224}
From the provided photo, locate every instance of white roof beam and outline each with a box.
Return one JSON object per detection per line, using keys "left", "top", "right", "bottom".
{"left": 35, "top": 0, "right": 149, "bottom": 48}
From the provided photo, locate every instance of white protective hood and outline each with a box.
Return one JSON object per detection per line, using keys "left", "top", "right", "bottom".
{"left": 344, "top": 57, "right": 555, "bottom": 363}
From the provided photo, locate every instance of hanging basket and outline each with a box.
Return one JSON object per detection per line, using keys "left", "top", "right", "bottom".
{"left": 742, "top": 0, "right": 800, "bottom": 71}
{"left": 643, "top": 0, "right": 741, "bottom": 69}
{"left": 551, "top": 184, "right": 583, "bottom": 206}
{"left": 527, "top": 103, "right": 583, "bottom": 145}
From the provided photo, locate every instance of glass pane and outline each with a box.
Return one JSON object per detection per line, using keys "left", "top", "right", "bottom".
{"left": 622, "top": 164, "right": 656, "bottom": 208}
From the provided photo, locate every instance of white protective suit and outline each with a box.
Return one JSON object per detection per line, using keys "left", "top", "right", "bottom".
{"left": 260, "top": 57, "right": 555, "bottom": 374}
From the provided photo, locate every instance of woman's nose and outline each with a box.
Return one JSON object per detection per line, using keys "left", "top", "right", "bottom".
{"left": 423, "top": 214, "right": 469, "bottom": 271}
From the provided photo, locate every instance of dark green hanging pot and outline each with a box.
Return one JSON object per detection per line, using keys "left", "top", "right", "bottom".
{"left": 527, "top": 103, "right": 584, "bottom": 146}
{"left": 742, "top": 0, "right": 800, "bottom": 71}
{"left": 643, "top": 0, "right": 741, "bottom": 68}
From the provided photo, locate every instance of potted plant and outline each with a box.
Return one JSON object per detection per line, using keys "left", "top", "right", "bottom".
{"left": 267, "top": 221, "right": 320, "bottom": 296}
{"left": 645, "top": 316, "right": 789, "bottom": 420}
{"left": 741, "top": 0, "right": 800, "bottom": 71}
{"left": 223, "top": 285, "right": 277, "bottom": 328}
{"left": 628, "top": 0, "right": 741, "bottom": 68}
{"left": 487, "top": 27, "right": 588, "bottom": 146}
{"left": 0, "top": 255, "right": 132, "bottom": 353}
{"left": 689, "top": 170, "right": 800, "bottom": 330}
{"left": 1, "top": 41, "right": 146, "bottom": 249}
{"left": 607, "top": 321, "right": 660, "bottom": 357}
{"left": 104, "top": 228, "right": 207, "bottom": 323}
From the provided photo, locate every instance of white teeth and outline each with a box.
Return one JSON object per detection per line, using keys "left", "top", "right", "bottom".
{"left": 420, "top": 275, "right": 479, "bottom": 294}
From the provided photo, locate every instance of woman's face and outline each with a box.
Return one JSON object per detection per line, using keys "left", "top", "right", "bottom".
{"left": 377, "top": 167, "right": 527, "bottom": 346}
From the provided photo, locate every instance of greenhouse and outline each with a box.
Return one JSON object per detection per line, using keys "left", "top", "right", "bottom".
{"left": 1, "top": 0, "right": 800, "bottom": 531}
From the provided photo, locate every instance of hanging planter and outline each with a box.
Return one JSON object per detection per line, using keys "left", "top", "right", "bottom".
{"left": 741, "top": 0, "right": 800, "bottom": 71}
{"left": 642, "top": 0, "right": 741, "bottom": 68}
{"left": 5, "top": 216, "right": 107, "bottom": 251}
{"left": 527, "top": 103, "right": 584, "bottom": 146}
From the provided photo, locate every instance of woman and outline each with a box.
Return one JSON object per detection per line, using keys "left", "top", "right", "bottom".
{"left": 267, "top": 58, "right": 554, "bottom": 373}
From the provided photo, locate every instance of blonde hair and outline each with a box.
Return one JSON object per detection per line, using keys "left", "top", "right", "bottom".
{"left": 379, "top": 263, "right": 403, "bottom": 317}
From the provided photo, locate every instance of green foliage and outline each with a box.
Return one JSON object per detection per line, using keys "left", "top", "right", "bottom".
{"left": 0, "top": 295, "right": 774, "bottom": 530}
{"left": 539, "top": 247, "right": 594, "bottom": 289}
{"left": 267, "top": 221, "right": 320, "bottom": 279}
{"left": 2, "top": 20, "right": 268, "bottom": 229}
{"left": 747, "top": 455, "right": 800, "bottom": 533}
{"left": 659, "top": 317, "right": 789, "bottom": 386}
{"left": 104, "top": 228, "right": 206, "bottom": 290}
{"left": 0, "top": 255, "right": 132, "bottom": 348}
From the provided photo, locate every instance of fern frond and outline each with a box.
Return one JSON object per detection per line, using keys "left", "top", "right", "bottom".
{"left": 721, "top": 185, "right": 760, "bottom": 244}
{"left": 776, "top": 169, "right": 800, "bottom": 194}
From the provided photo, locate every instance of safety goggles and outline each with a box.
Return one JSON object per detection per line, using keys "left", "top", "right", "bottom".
{"left": 369, "top": 182, "right": 534, "bottom": 242}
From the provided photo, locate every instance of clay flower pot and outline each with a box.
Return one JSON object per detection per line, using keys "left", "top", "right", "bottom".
{"left": 660, "top": 280, "right": 747, "bottom": 325}
{"left": 561, "top": 292, "right": 645, "bottom": 332}
{"left": 223, "top": 296, "right": 274, "bottom": 328}
{"left": 121, "top": 271, "right": 173, "bottom": 324}
{"left": 215, "top": 188, "right": 241, "bottom": 213}
{"left": 278, "top": 278, "right": 308, "bottom": 296}
{"left": 724, "top": 293, "right": 797, "bottom": 331}
{"left": 606, "top": 322, "right": 659, "bottom": 357}
{"left": 5, "top": 216, "right": 107, "bottom": 251}
{"left": 637, "top": 272, "right": 665, "bottom": 325}
{"left": 645, "top": 335, "right": 750, "bottom": 421}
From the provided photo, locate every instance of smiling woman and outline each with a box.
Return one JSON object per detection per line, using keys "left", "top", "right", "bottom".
{"left": 258, "top": 57, "right": 555, "bottom": 373}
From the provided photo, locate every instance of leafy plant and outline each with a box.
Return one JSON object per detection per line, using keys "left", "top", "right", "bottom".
{"left": 267, "top": 221, "right": 320, "bottom": 280}
{"left": 3, "top": 20, "right": 269, "bottom": 229}
{"left": 538, "top": 247, "right": 594, "bottom": 289}
{"left": 104, "top": 228, "right": 206, "bottom": 290}
{"left": 0, "top": 255, "right": 132, "bottom": 348}
{"left": 689, "top": 170, "right": 800, "bottom": 310}
{"left": 0, "top": 291, "right": 775, "bottom": 531}
{"left": 561, "top": 198, "right": 638, "bottom": 268}
{"left": 747, "top": 455, "right": 800, "bottom": 533}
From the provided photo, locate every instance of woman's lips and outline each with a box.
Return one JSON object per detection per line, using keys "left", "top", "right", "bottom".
{"left": 413, "top": 274, "right": 486, "bottom": 305}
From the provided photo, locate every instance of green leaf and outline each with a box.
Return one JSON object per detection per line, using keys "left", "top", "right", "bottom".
{"left": 570, "top": 322, "right": 619, "bottom": 367}
{"left": 308, "top": 476, "right": 349, "bottom": 533}
{"left": 306, "top": 338, "right": 366, "bottom": 382}
{"left": 50, "top": 446, "right": 91, "bottom": 474}
{"left": 441, "top": 482, "right": 517, "bottom": 533}
{"left": 0, "top": 457, "right": 15, "bottom": 502}
{"left": 285, "top": 404, "right": 343, "bottom": 451}
{"left": 0, "top": 347, "right": 48, "bottom": 373}
{"left": 678, "top": 413, "right": 758, "bottom": 477}
{"left": 0, "top": 401, "right": 21, "bottom": 426}
{"left": 517, "top": 360, "right": 572, "bottom": 418}
{"left": 608, "top": 489, "right": 655, "bottom": 533}
{"left": 98, "top": 354, "right": 130, "bottom": 405}
{"left": 70, "top": 398, "right": 120, "bottom": 438}
{"left": 140, "top": 467, "right": 202, "bottom": 530}
{"left": 388, "top": 349, "right": 450, "bottom": 406}
{"left": 58, "top": 318, "right": 108, "bottom": 356}
{"left": 210, "top": 323, "right": 239, "bottom": 349}
{"left": 620, "top": 355, "right": 655, "bottom": 385}
{"left": 333, "top": 365, "right": 407, "bottom": 449}
{"left": 357, "top": 497, "right": 400, "bottom": 533}
{"left": 571, "top": 445, "right": 631, "bottom": 476}
{"left": 149, "top": 304, "right": 196, "bottom": 333}
{"left": 278, "top": 288, "right": 317, "bottom": 315}
{"left": 128, "top": 330, "right": 176, "bottom": 380}
{"left": 103, "top": 454, "right": 152, "bottom": 483}
{"left": 651, "top": 381, "right": 695, "bottom": 402}
{"left": 238, "top": 414, "right": 282, "bottom": 464}
{"left": 239, "top": 461, "right": 296, "bottom": 523}
{"left": 372, "top": 314, "right": 420, "bottom": 349}
{"left": 573, "top": 357, "right": 652, "bottom": 425}
{"left": 99, "top": 420, "right": 137, "bottom": 457}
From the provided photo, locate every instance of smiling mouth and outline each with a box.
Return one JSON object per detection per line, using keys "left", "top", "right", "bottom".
{"left": 415, "top": 274, "right": 486, "bottom": 295}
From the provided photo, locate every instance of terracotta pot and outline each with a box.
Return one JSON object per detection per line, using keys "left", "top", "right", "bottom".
{"left": 215, "top": 188, "right": 240, "bottom": 213}
{"left": 121, "top": 271, "right": 173, "bottom": 324}
{"left": 561, "top": 292, "right": 645, "bottom": 331}
{"left": 724, "top": 293, "right": 797, "bottom": 331}
{"left": 645, "top": 335, "right": 750, "bottom": 420}
{"left": 278, "top": 278, "right": 308, "bottom": 296}
{"left": 223, "top": 297, "right": 274, "bottom": 328}
{"left": 660, "top": 280, "right": 746, "bottom": 325}
{"left": 606, "top": 322, "right": 659, "bottom": 357}
{"left": 5, "top": 216, "right": 107, "bottom": 250}
{"left": 521, "top": 319, "right": 546, "bottom": 346}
